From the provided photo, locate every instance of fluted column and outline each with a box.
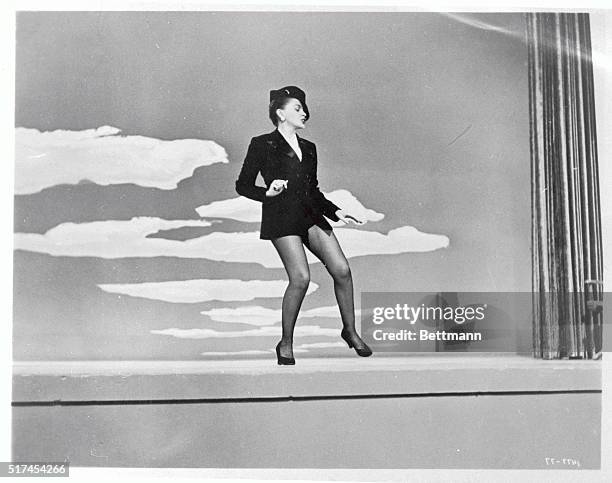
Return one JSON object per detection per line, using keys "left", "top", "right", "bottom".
{"left": 527, "top": 12, "right": 603, "bottom": 359}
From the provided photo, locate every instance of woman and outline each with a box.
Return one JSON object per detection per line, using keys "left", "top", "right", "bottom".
{"left": 235, "top": 86, "right": 372, "bottom": 364}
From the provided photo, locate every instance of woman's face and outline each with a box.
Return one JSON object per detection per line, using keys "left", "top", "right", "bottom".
{"left": 277, "top": 98, "right": 307, "bottom": 129}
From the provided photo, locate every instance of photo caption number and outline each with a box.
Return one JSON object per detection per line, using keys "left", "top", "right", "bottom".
{"left": 544, "top": 457, "right": 581, "bottom": 468}
{"left": 3, "top": 462, "right": 69, "bottom": 477}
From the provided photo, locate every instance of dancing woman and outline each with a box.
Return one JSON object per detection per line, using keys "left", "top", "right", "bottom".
{"left": 235, "top": 86, "right": 372, "bottom": 364}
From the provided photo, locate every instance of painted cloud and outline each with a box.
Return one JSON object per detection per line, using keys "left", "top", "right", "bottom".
{"left": 200, "top": 305, "right": 361, "bottom": 326}
{"left": 15, "top": 126, "right": 228, "bottom": 194}
{"left": 151, "top": 324, "right": 340, "bottom": 339}
{"left": 15, "top": 217, "right": 449, "bottom": 267}
{"left": 15, "top": 217, "right": 214, "bottom": 258}
{"left": 98, "top": 278, "right": 319, "bottom": 303}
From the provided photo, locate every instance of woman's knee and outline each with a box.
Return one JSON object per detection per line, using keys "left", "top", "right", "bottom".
{"left": 330, "top": 262, "right": 351, "bottom": 282}
{"left": 289, "top": 270, "right": 310, "bottom": 291}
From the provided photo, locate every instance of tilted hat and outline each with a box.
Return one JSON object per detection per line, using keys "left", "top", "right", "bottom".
{"left": 269, "top": 85, "right": 309, "bottom": 120}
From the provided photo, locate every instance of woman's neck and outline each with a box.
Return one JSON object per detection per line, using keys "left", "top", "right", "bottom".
{"left": 277, "top": 123, "right": 297, "bottom": 139}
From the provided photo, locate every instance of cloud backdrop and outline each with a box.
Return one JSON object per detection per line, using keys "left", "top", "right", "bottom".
{"left": 15, "top": 217, "right": 449, "bottom": 267}
{"left": 12, "top": 11, "right": 532, "bottom": 361}
{"left": 15, "top": 126, "right": 228, "bottom": 194}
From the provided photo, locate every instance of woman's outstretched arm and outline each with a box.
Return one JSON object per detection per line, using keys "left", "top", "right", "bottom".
{"left": 235, "top": 137, "right": 268, "bottom": 202}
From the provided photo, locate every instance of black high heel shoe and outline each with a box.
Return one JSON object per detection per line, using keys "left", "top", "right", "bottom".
{"left": 275, "top": 341, "right": 295, "bottom": 365}
{"left": 341, "top": 329, "right": 373, "bottom": 357}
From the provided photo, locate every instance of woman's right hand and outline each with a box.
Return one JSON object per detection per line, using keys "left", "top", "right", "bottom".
{"left": 266, "top": 179, "right": 288, "bottom": 197}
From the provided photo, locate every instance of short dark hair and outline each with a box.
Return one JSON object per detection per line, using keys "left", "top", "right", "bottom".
{"left": 268, "top": 97, "right": 291, "bottom": 126}
{"left": 268, "top": 97, "right": 310, "bottom": 126}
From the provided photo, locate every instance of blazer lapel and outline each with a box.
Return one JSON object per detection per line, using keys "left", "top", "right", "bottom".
{"left": 268, "top": 129, "right": 297, "bottom": 160}
{"left": 267, "top": 129, "right": 312, "bottom": 165}
{"left": 297, "top": 135, "right": 314, "bottom": 166}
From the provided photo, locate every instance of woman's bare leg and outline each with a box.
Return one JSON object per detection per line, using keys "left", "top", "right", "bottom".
{"left": 271, "top": 235, "right": 310, "bottom": 359}
{"left": 304, "top": 225, "right": 368, "bottom": 349}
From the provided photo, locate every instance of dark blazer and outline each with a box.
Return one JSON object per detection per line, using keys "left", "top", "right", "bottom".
{"left": 235, "top": 129, "right": 341, "bottom": 240}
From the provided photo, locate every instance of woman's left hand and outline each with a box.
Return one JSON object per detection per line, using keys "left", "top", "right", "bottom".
{"left": 335, "top": 210, "right": 364, "bottom": 225}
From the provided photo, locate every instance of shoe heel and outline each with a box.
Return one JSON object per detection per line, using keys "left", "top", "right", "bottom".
{"left": 341, "top": 330, "right": 372, "bottom": 357}
{"left": 275, "top": 341, "right": 295, "bottom": 365}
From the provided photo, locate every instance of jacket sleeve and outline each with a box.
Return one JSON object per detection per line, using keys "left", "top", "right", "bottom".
{"left": 235, "top": 137, "right": 268, "bottom": 202}
{"left": 310, "top": 144, "right": 341, "bottom": 222}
